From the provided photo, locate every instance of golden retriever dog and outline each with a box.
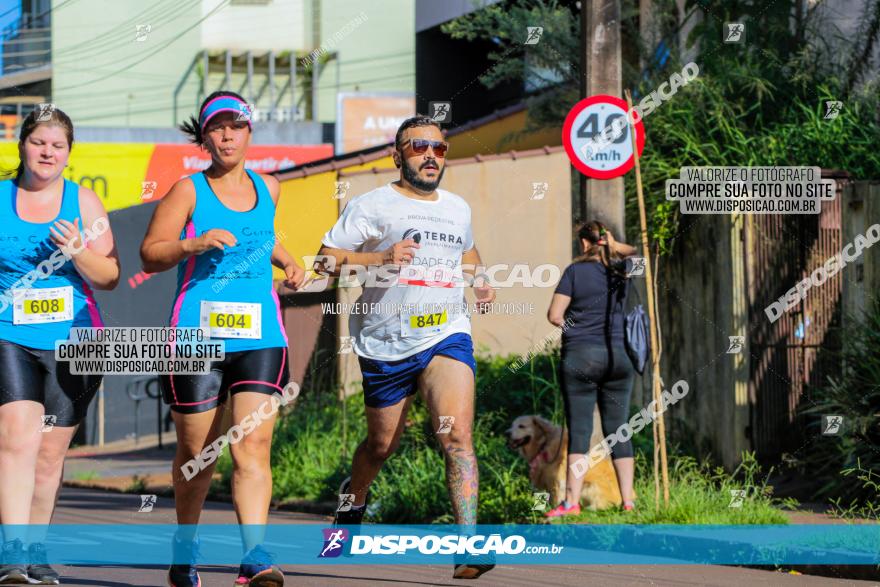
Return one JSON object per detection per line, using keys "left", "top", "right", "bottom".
{"left": 507, "top": 411, "right": 622, "bottom": 510}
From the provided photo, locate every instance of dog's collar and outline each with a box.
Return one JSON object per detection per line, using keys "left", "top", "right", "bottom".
{"left": 528, "top": 439, "right": 551, "bottom": 472}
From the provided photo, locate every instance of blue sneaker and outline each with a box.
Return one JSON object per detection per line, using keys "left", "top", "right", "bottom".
{"left": 234, "top": 545, "right": 283, "bottom": 587}
{"left": 0, "top": 539, "right": 28, "bottom": 584}
{"left": 26, "top": 543, "right": 59, "bottom": 585}
{"left": 167, "top": 534, "right": 201, "bottom": 587}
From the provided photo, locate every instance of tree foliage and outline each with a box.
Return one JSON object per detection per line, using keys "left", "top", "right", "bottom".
{"left": 443, "top": 0, "right": 880, "bottom": 251}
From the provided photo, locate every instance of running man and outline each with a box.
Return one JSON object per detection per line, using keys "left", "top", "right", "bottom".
{"left": 316, "top": 115, "right": 496, "bottom": 579}
{"left": 141, "top": 91, "right": 304, "bottom": 587}
{"left": 0, "top": 107, "right": 119, "bottom": 584}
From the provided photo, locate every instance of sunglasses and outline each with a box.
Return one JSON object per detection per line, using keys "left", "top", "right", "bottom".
{"left": 400, "top": 138, "right": 449, "bottom": 158}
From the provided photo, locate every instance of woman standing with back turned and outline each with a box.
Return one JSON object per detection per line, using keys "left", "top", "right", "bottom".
{"left": 545, "top": 220, "right": 638, "bottom": 518}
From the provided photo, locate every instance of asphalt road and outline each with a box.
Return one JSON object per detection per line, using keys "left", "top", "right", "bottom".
{"left": 49, "top": 488, "right": 870, "bottom": 587}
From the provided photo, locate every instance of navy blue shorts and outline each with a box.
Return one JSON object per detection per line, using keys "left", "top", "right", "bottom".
{"left": 358, "top": 333, "right": 476, "bottom": 409}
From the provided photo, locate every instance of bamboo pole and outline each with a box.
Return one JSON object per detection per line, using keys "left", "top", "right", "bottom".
{"left": 653, "top": 405, "right": 660, "bottom": 507}
{"left": 624, "top": 89, "right": 670, "bottom": 507}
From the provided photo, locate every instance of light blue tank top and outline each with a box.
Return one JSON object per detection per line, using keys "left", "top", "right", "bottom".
{"left": 0, "top": 178, "right": 104, "bottom": 350}
{"left": 169, "top": 170, "right": 287, "bottom": 352}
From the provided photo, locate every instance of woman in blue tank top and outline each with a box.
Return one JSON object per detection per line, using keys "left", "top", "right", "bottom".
{"left": 141, "top": 91, "right": 304, "bottom": 587}
{"left": 0, "top": 107, "right": 120, "bottom": 584}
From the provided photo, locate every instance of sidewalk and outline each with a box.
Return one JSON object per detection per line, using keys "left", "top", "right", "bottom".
{"left": 65, "top": 433, "right": 178, "bottom": 494}
{"left": 65, "top": 435, "right": 335, "bottom": 513}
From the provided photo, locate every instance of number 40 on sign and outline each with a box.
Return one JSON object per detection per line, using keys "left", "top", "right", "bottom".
{"left": 562, "top": 94, "right": 645, "bottom": 180}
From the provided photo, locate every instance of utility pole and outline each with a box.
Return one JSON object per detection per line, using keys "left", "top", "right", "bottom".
{"left": 639, "top": 0, "right": 657, "bottom": 71}
{"left": 580, "top": 0, "right": 624, "bottom": 235}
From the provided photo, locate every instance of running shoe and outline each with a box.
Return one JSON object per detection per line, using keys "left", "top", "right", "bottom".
{"left": 26, "top": 544, "right": 59, "bottom": 585}
{"left": 622, "top": 500, "right": 636, "bottom": 511}
{"left": 332, "top": 476, "right": 367, "bottom": 527}
{"left": 233, "top": 545, "right": 283, "bottom": 587}
{"left": 452, "top": 552, "right": 496, "bottom": 579}
{"left": 0, "top": 539, "right": 27, "bottom": 584}
{"left": 167, "top": 534, "right": 201, "bottom": 587}
{"left": 544, "top": 502, "right": 581, "bottom": 518}
{"left": 332, "top": 476, "right": 367, "bottom": 558}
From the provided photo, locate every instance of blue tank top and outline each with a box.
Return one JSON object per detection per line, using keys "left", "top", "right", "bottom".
{"left": 169, "top": 170, "right": 287, "bottom": 352}
{"left": 0, "top": 178, "right": 104, "bottom": 350}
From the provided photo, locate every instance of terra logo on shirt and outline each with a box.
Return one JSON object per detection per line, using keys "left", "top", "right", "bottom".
{"left": 402, "top": 227, "right": 463, "bottom": 246}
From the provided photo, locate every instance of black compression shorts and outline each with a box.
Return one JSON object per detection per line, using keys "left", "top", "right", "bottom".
{"left": 159, "top": 346, "right": 290, "bottom": 414}
{"left": 0, "top": 340, "right": 102, "bottom": 427}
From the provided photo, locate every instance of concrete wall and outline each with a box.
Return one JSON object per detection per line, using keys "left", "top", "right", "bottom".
{"left": 654, "top": 213, "right": 748, "bottom": 468}
{"left": 841, "top": 181, "right": 880, "bottom": 328}
{"left": 51, "top": 0, "right": 203, "bottom": 128}
{"left": 446, "top": 107, "right": 562, "bottom": 158}
{"left": 333, "top": 149, "right": 572, "bottom": 395}
{"left": 200, "top": 0, "right": 307, "bottom": 51}
{"left": 314, "top": 0, "right": 414, "bottom": 123}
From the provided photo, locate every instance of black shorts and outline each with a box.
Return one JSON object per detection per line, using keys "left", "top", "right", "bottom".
{"left": 0, "top": 340, "right": 102, "bottom": 427}
{"left": 159, "top": 346, "right": 290, "bottom": 414}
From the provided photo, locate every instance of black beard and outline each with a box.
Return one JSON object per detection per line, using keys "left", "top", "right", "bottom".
{"left": 402, "top": 159, "right": 444, "bottom": 192}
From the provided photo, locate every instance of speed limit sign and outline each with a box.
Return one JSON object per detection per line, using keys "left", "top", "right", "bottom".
{"left": 562, "top": 95, "right": 645, "bottom": 179}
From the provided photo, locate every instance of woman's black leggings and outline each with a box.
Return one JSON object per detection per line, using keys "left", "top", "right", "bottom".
{"left": 561, "top": 342, "right": 636, "bottom": 458}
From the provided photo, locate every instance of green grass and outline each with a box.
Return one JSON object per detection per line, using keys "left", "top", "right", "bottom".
{"left": 369, "top": 406, "right": 541, "bottom": 524}
{"left": 800, "top": 300, "right": 880, "bottom": 508}
{"left": 126, "top": 474, "right": 148, "bottom": 494}
{"left": 214, "top": 391, "right": 366, "bottom": 503}
{"left": 70, "top": 470, "right": 99, "bottom": 482}
{"left": 556, "top": 452, "right": 792, "bottom": 525}
{"left": 828, "top": 462, "right": 880, "bottom": 521}
{"left": 211, "top": 349, "right": 794, "bottom": 525}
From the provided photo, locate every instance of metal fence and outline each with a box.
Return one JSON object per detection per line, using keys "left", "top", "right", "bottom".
{"left": 744, "top": 171, "right": 848, "bottom": 460}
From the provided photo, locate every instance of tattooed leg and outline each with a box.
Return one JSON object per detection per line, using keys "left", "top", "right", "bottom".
{"left": 444, "top": 443, "right": 478, "bottom": 527}
{"left": 418, "top": 354, "right": 478, "bottom": 528}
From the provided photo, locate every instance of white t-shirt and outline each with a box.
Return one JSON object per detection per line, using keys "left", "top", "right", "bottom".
{"left": 322, "top": 183, "right": 474, "bottom": 361}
